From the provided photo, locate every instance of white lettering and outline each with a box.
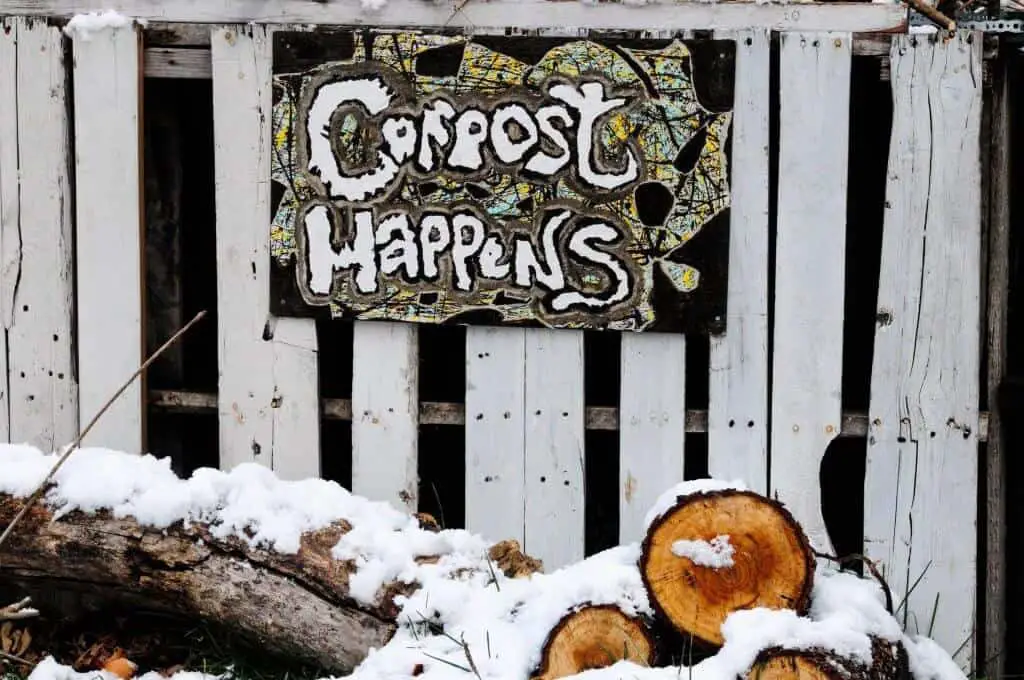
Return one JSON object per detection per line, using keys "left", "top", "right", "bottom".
{"left": 448, "top": 109, "right": 489, "bottom": 172}
{"left": 550, "top": 221, "right": 630, "bottom": 311}
{"left": 303, "top": 205, "right": 378, "bottom": 296}
{"left": 451, "top": 212, "right": 486, "bottom": 291}
{"left": 490, "top": 103, "right": 539, "bottom": 165}
{"left": 306, "top": 76, "right": 403, "bottom": 202}
{"left": 549, "top": 81, "right": 640, "bottom": 190}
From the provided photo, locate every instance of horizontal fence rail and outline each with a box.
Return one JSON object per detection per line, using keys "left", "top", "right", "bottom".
{"left": 149, "top": 389, "right": 993, "bottom": 439}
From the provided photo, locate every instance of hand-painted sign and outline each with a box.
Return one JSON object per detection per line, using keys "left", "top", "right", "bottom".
{"left": 270, "top": 30, "right": 734, "bottom": 333}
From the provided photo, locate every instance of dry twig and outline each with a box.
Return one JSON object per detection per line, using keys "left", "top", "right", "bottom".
{"left": 0, "top": 598, "right": 38, "bottom": 622}
{"left": 0, "top": 310, "right": 208, "bottom": 554}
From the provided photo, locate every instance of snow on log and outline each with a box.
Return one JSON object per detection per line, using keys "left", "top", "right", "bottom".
{"left": 640, "top": 487, "right": 814, "bottom": 647}
{"left": 533, "top": 605, "right": 655, "bottom": 680}
{"left": 747, "top": 636, "right": 910, "bottom": 680}
{"left": 0, "top": 492, "right": 392, "bottom": 671}
{"left": 0, "top": 447, "right": 542, "bottom": 674}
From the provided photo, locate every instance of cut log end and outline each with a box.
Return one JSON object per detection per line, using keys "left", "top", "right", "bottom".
{"left": 532, "top": 605, "right": 654, "bottom": 680}
{"left": 747, "top": 638, "right": 910, "bottom": 680}
{"left": 640, "top": 490, "right": 814, "bottom": 646}
{"left": 748, "top": 653, "right": 837, "bottom": 680}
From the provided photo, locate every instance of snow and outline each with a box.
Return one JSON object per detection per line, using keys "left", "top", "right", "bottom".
{"left": 1, "top": 445, "right": 967, "bottom": 680}
{"left": 63, "top": 11, "right": 143, "bottom": 41}
{"left": 643, "top": 478, "right": 747, "bottom": 531}
{"left": 671, "top": 535, "right": 734, "bottom": 568}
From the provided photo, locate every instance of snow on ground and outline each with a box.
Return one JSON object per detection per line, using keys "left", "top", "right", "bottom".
{"left": 1, "top": 445, "right": 966, "bottom": 680}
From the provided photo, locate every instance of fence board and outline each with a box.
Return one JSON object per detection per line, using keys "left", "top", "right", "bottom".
{"left": 619, "top": 334, "right": 685, "bottom": 544}
{"left": 3, "top": 0, "right": 908, "bottom": 33}
{"left": 9, "top": 19, "right": 77, "bottom": 453}
{"left": 864, "top": 33, "right": 982, "bottom": 668}
{"left": 707, "top": 29, "right": 770, "bottom": 493}
{"left": 72, "top": 21, "right": 144, "bottom": 453}
{"left": 211, "top": 25, "right": 320, "bottom": 477}
{"left": 351, "top": 322, "right": 419, "bottom": 513}
{"left": 465, "top": 327, "right": 526, "bottom": 544}
{"left": 0, "top": 19, "right": 16, "bottom": 445}
{"left": 524, "top": 329, "right": 584, "bottom": 568}
{"left": 770, "top": 32, "right": 851, "bottom": 553}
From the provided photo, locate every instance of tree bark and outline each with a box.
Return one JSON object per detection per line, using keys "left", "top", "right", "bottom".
{"left": 640, "top": 489, "right": 815, "bottom": 647}
{"left": 532, "top": 605, "right": 655, "bottom": 680}
{"left": 0, "top": 495, "right": 539, "bottom": 674}
{"left": 746, "top": 637, "right": 910, "bottom": 680}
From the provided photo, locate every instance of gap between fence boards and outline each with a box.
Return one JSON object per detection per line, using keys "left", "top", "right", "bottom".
{"left": 149, "top": 389, "right": 991, "bottom": 440}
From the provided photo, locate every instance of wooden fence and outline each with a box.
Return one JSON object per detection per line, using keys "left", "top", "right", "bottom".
{"left": 0, "top": 1, "right": 1009, "bottom": 676}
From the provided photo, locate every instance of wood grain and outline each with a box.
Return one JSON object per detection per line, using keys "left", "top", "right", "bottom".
{"left": 72, "top": 21, "right": 144, "bottom": 453}
{"left": 211, "top": 24, "right": 321, "bottom": 477}
{"left": 708, "top": 28, "right": 770, "bottom": 494}
{"left": 465, "top": 326, "right": 527, "bottom": 545}
{"left": 864, "top": 32, "right": 982, "bottom": 669}
{"left": 770, "top": 31, "right": 852, "bottom": 555}
{"left": 351, "top": 322, "right": 419, "bottom": 513}
{"left": 5, "top": 0, "right": 907, "bottom": 33}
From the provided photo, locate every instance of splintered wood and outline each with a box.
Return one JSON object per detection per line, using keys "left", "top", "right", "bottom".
{"left": 864, "top": 33, "right": 982, "bottom": 669}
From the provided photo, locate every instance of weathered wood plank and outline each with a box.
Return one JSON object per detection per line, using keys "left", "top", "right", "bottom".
{"left": 707, "top": 28, "right": 770, "bottom": 494}
{"left": 4, "top": 0, "right": 907, "bottom": 33}
{"left": 619, "top": 334, "right": 685, "bottom": 544}
{"left": 770, "top": 32, "right": 851, "bottom": 554}
{"left": 148, "top": 391, "right": 992, "bottom": 440}
{"left": 72, "top": 20, "right": 144, "bottom": 453}
{"left": 0, "top": 18, "right": 17, "bottom": 444}
{"left": 142, "top": 37, "right": 897, "bottom": 81}
{"left": 984, "top": 48, "right": 1010, "bottom": 680}
{"left": 270, "top": 318, "right": 320, "bottom": 480}
{"left": 144, "top": 46, "right": 210, "bottom": 79}
{"left": 8, "top": 19, "right": 77, "bottom": 452}
{"left": 211, "top": 24, "right": 321, "bottom": 477}
{"left": 524, "top": 329, "right": 584, "bottom": 568}
{"left": 864, "top": 32, "right": 982, "bottom": 669}
{"left": 465, "top": 327, "right": 526, "bottom": 545}
{"left": 351, "top": 322, "right": 419, "bottom": 513}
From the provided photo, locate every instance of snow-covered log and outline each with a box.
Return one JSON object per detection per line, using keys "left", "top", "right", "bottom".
{"left": 0, "top": 448, "right": 541, "bottom": 674}
{"left": 640, "top": 483, "right": 815, "bottom": 647}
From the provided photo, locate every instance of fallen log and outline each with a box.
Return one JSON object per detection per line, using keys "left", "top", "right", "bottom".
{"left": 532, "top": 605, "right": 655, "bottom": 680}
{"left": 747, "top": 637, "right": 910, "bottom": 680}
{"left": 640, "top": 489, "right": 814, "bottom": 647}
{"left": 0, "top": 494, "right": 540, "bottom": 674}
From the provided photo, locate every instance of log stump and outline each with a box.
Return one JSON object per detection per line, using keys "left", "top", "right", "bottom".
{"left": 747, "top": 637, "right": 909, "bottom": 680}
{"left": 532, "top": 605, "right": 654, "bottom": 680}
{"left": 640, "top": 490, "right": 814, "bottom": 647}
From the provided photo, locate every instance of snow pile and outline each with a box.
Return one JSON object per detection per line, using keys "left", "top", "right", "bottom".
{"left": 63, "top": 11, "right": 143, "bottom": 41}
{"left": 1, "top": 445, "right": 968, "bottom": 680}
{"left": 671, "top": 535, "right": 735, "bottom": 568}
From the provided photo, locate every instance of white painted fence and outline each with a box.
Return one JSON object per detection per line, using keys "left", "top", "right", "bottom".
{"left": 0, "top": 3, "right": 996, "bottom": 673}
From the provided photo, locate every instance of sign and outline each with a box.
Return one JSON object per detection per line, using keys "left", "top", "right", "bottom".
{"left": 270, "top": 30, "right": 735, "bottom": 333}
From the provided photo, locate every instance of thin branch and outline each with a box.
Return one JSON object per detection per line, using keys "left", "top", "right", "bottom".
{"left": 813, "top": 551, "right": 894, "bottom": 616}
{"left": 0, "top": 310, "right": 208, "bottom": 554}
{"left": 0, "top": 597, "right": 38, "bottom": 622}
{"left": 0, "top": 648, "right": 33, "bottom": 667}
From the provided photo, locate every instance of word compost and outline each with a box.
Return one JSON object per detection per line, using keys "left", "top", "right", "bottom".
{"left": 270, "top": 31, "right": 735, "bottom": 333}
